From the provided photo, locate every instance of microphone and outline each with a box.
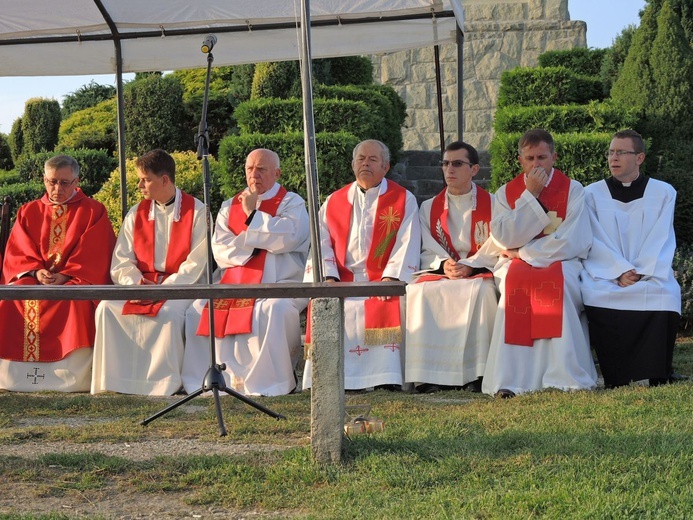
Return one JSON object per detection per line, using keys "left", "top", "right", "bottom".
{"left": 201, "top": 34, "right": 217, "bottom": 53}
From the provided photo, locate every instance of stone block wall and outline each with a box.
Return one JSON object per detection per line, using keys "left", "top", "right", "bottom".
{"left": 371, "top": 0, "right": 587, "bottom": 154}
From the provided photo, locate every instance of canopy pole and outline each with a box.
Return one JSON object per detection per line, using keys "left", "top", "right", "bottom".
{"left": 299, "top": 0, "right": 323, "bottom": 282}
{"left": 456, "top": 25, "right": 464, "bottom": 141}
{"left": 92, "top": 0, "right": 127, "bottom": 219}
{"left": 434, "top": 45, "right": 445, "bottom": 155}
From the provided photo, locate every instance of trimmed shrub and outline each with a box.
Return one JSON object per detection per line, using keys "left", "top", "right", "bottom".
{"left": 651, "top": 138, "right": 693, "bottom": 246}
{"left": 0, "top": 181, "right": 45, "bottom": 223}
{"left": 673, "top": 245, "right": 693, "bottom": 329}
{"left": 539, "top": 47, "right": 608, "bottom": 77}
{"left": 497, "top": 67, "right": 605, "bottom": 108}
{"left": 22, "top": 98, "right": 61, "bottom": 154}
{"left": 124, "top": 74, "right": 190, "bottom": 156}
{"left": 489, "top": 132, "right": 612, "bottom": 191}
{"left": 217, "top": 131, "right": 359, "bottom": 203}
{"left": 315, "top": 84, "right": 405, "bottom": 160}
{"left": 251, "top": 62, "right": 300, "bottom": 100}
{"left": 16, "top": 149, "right": 117, "bottom": 197}
{"left": 9, "top": 118, "right": 24, "bottom": 162}
{"left": 493, "top": 101, "right": 640, "bottom": 135}
{"left": 61, "top": 81, "right": 116, "bottom": 119}
{"left": 328, "top": 56, "right": 374, "bottom": 85}
{"left": 58, "top": 98, "right": 118, "bottom": 155}
{"left": 0, "top": 133, "right": 13, "bottom": 171}
{"left": 234, "top": 98, "right": 371, "bottom": 138}
{"left": 93, "top": 150, "right": 223, "bottom": 234}
{"left": 0, "top": 170, "right": 20, "bottom": 185}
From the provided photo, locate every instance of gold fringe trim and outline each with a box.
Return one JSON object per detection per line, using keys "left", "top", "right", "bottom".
{"left": 303, "top": 343, "right": 312, "bottom": 360}
{"left": 364, "top": 326, "right": 401, "bottom": 346}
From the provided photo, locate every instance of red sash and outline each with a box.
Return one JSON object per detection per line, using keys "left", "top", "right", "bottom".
{"left": 503, "top": 170, "right": 570, "bottom": 346}
{"left": 429, "top": 185, "right": 492, "bottom": 260}
{"left": 306, "top": 182, "right": 407, "bottom": 347}
{"left": 121, "top": 192, "right": 195, "bottom": 317}
{"left": 197, "top": 186, "right": 287, "bottom": 337}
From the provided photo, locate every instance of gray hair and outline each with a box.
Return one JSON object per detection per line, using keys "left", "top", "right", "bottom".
{"left": 353, "top": 139, "right": 390, "bottom": 164}
{"left": 45, "top": 155, "right": 79, "bottom": 177}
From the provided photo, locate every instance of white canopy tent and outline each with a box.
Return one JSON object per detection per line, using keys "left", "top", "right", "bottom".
{"left": 0, "top": 1, "right": 464, "bottom": 75}
{"left": 0, "top": 0, "right": 465, "bottom": 275}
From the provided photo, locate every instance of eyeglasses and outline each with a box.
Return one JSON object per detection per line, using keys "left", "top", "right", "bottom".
{"left": 604, "top": 150, "right": 639, "bottom": 158}
{"left": 440, "top": 160, "right": 473, "bottom": 168}
{"left": 44, "top": 177, "right": 77, "bottom": 187}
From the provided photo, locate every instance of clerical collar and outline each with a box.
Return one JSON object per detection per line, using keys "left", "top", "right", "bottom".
{"left": 606, "top": 173, "right": 648, "bottom": 203}
{"left": 357, "top": 182, "right": 381, "bottom": 194}
{"left": 164, "top": 194, "right": 176, "bottom": 206}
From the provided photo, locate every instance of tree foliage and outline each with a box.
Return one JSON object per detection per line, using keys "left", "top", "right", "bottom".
{"left": 58, "top": 98, "right": 118, "bottom": 155}
{"left": 8, "top": 118, "right": 23, "bottom": 162}
{"left": 21, "top": 98, "right": 61, "bottom": 155}
{"left": 0, "top": 133, "right": 14, "bottom": 171}
{"left": 61, "top": 80, "right": 116, "bottom": 119}
{"left": 123, "top": 74, "right": 190, "bottom": 156}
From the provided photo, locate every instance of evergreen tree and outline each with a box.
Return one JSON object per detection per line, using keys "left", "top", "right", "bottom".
{"left": 62, "top": 81, "right": 116, "bottom": 119}
{"left": 8, "top": 117, "right": 23, "bottom": 162}
{"left": 124, "top": 74, "right": 190, "bottom": 156}
{"left": 21, "top": 98, "right": 61, "bottom": 154}
{"left": 0, "top": 133, "right": 13, "bottom": 171}
{"left": 648, "top": 0, "right": 693, "bottom": 143}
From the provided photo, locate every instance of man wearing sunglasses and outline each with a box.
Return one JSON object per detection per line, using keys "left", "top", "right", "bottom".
{"left": 581, "top": 130, "right": 683, "bottom": 388}
{"left": 0, "top": 155, "right": 116, "bottom": 392}
{"left": 405, "top": 140, "right": 498, "bottom": 394}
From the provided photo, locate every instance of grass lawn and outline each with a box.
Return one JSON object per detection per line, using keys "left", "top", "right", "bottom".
{"left": 0, "top": 341, "right": 691, "bottom": 519}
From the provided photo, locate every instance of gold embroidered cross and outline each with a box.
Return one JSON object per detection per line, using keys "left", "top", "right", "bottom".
{"left": 543, "top": 211, "right": 563, "bottom": 235}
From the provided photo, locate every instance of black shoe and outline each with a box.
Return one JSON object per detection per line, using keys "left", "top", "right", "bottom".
{"left": 668, "top": 372, "right": 689, "bottom": 382}
{"left": 461, "top": 377, "right": 483, "bottom": 393}
{"left": 416, "top": 383, "right": 442, "bottom": 394}
{"left": 375, "top": 384, "right": 401, "bottom": 392}
{"left": 649, "top": 378, "right": 668, "bottom": 387}
{"left": 495, "top": 388, "right": 516, "bottom": 399}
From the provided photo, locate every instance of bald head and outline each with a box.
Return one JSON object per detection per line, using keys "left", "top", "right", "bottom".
{"left": 245, "top": 148, "right": 282, "bottom": 194}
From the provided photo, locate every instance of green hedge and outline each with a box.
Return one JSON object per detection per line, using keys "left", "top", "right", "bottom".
{"left": 58, "top": 99, "right": 118, "bottom": 155}
{"left": 234, "top": 98, "right": 371, "bottom": 138}
{"left": 0, "top": 181, "right": 45, "bottom": 223}
{"left": 314, "top": 84, "right": 405, "bottom": 160}
{"left": 494, "top": 102, "right": 640, "bottom": 134}
{"left": 673, "top": 245, "right": 693, "bottom": 329}
{"left": 93, "top": 150, "right": 223, "bottom": 234}
{"left": 217, "top": 131, "right": 359, "bottom": 203}
{"left": 497, "top": 67, "right": 605, "bottom": 108}
{"left": 538, "top": 48, "right": 608, "bottom": 77}
{"left": 15, "top": 149, "right": 117, "bottom": 197}
{"left": 489, "top": 132, "right": 612, "bottom": 191}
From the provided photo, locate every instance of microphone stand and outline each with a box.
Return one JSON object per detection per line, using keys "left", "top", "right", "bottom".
{"left": 141, "top": 48, "right": 284, "bottom": 436}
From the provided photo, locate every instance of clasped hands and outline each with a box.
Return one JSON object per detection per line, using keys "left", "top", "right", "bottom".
{"left": 617, "top": 269, "right": 642, "bottom": 287}
{"left": 443, "top": 258, "right": 473, "bottom": 279}
{"left": 35, "top": 268, "right": 70, "bottom": 285}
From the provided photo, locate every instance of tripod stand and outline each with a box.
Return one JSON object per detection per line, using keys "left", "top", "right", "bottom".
{"left": 141, "top": 37, "right": 285, "bottom": 436}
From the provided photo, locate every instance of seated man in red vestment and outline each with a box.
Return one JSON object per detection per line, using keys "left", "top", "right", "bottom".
{"left": 0, "top": 155, "right": 116, "bottom": 392}
{"left": 481, "top": 129, "right": 597, "bottom": 398}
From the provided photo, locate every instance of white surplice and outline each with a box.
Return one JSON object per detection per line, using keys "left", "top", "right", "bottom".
{"left": 181, "top": 184, "right": 309, "bottom": 396}
{"left": 481, "top": 175, "right": 598, "bottom": 395}
{"left": 405, "top": 189, "right": 498, "bottom": 387}
{"left": 580, "top": 179, "right": 681, "bottom": 313}
{"left": 302, "top": 179, "right": 421, "bottom": 390}
{"left": 91, "top": 189, "right": 208, "bottom": 396}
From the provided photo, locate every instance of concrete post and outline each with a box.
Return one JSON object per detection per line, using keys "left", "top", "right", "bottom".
{"left": 310, "top": 297, "right": 345, "bottom": 464}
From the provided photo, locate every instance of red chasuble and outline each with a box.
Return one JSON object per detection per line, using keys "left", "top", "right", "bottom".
{"left": 503, "top": 170, "right": 571, "bottom": 346}
{"left": 197, "top": 186, "right": 288, "bottom": 337}
{"left": 306, "top": 182, "right": 407, "bottom": 346}
{"left": 121, "top": 192, "right": 195, "bottom": 317}
{"left": 0, "top": 189, "right": 116, "bottom": 362}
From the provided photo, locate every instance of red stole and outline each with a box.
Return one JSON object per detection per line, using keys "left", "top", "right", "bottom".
{"left": 197, "top": 186, "right": 287, "bottom": 337}
{"left": 503, "top": 170, "right": 571, "bottom": 346}
{"left": 121, "top": 192, "right": 195, "bottom": 317}
{"left": 307, "top": 182, "right": 407, "bottom": 347}
{"left": 429, "top": 185, "right": 492, "bottom": 260}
